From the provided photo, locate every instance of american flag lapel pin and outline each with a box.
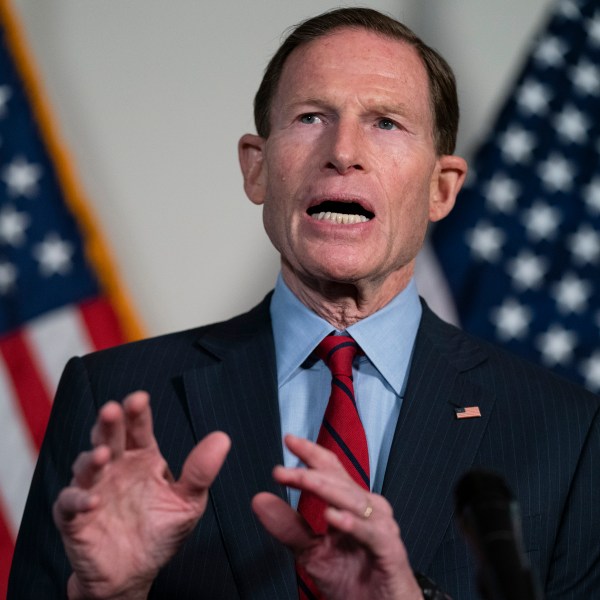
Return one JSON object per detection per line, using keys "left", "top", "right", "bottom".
{"left": 454, "top": 406, "right": 482, "bottom": 419}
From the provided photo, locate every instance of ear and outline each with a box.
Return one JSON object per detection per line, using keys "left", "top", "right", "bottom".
{"left": 428, "top": 155, "right": 468, "bottom": 222}
{"left": 238, "top": 133, "right": 267, "bottom": 205}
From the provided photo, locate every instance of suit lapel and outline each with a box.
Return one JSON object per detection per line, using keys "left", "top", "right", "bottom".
{"left": 382, "top": 305, "right": 495, "bottom": 573}
{"left": 182, "top": 298, "right": 297, "bottom": 599}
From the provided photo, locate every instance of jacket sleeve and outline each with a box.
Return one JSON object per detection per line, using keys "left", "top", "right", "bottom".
{"left": 8, "top": 357, "right": 98, "bottom": 599}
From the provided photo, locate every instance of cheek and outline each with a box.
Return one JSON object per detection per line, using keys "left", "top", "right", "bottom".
{"left": 261, "top": 202, "right": 284, "bottom": 254}
{"left": 262, "top": 196, "right": 282, "bottom": 231}
{"left": 266, "top": 134, "right": 304, "bottom": 167}
{"left": 387, "top": 172, "right": 431, "bottom": 216}
{"left": 385, "top": 180, "right": 433, "bottom": 244}
{"left": 261, "top": 190, "right": 295, "bottom": 255}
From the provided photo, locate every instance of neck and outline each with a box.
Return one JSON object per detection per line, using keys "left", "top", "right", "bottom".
{"left": 281, "top": 264, "right": 414, "bottom": 330}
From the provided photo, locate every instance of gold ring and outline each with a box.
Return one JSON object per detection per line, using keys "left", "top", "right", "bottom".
{"left": 362, "top": 504, "right": 373, "bottom": 519}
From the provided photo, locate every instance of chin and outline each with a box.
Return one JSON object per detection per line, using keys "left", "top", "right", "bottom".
{"left": 308, "top": 263, "right": 369, "bottom": 285}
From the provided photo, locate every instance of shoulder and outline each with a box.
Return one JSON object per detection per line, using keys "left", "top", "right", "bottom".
{"left": 417, "top": 301, "right": 599, "bottom": 414}
{"left": 80, "top": 293, "right": 274, "bottom": 369}
{"left": 55, "top": 294, "right": 274, "bottom": 404}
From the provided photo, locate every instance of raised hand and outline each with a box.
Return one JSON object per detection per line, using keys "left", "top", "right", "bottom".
{"left": 53, "top": 391, "right": 230, "bottom": 600}
{"left": 252, "top": 435, "right": 422, "bottom": 600}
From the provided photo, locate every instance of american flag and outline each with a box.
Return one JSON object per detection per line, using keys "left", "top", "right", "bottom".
{"left": 454, "top": 406, "right": 482, "bottom": 420}
{"left": 430, "top": 0, "right": 600, "bottom": 394}
{"left": 0, "top": 2, "right": 142, "bottom": 593}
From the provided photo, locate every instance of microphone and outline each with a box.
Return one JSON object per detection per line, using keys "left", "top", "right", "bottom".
{"left": 454, "top": 469, "right": 542, "bottom": 600}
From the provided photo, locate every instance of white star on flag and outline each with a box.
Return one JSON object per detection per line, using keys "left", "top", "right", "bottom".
{"left": 2, "top": 156, "right": 42, "bottom": 197}
{"left": 536, "top": 324, "right": 577, "bottom": 366}
{"left": 466, "top": 222, "right": 505, "bottom": 262}
{"left": 506, "top": 250, "right": 548, "bottom": 290}
{"left": 521, "top": 201, "right": 562, "bottom": 241}
{"left": 499, "top": 126, "right": 536, "bottom": 163}
{"left": 490, "top": 298, "right": 532, "bottom": 340}
{"left": 534, "top": 36, "right": 566, "bottom": 66}
{"left": 537, "top": 153, "right": 575, "bottom": 192}
{"left": 580, "top": 351, "right": 600, "bottom": 390}
{"left": 516, "top": 79, "right": 552, "bottom": 114}
{"left": 583, "top": 177, "right": 600, "bottom": 213}
{"left": 0, "top": 203, "right": 29, "bottom": 246}
{"left": 33, "top": 233, "right": 74, "bottom": 276}
{"left": 589, "top": 12, "right": 600, "bottom": 45}
{"left": 554, "top": 105, "right": 589, "bottom": 143}
{"left": 568, "top": 224, "right": 600, "bottom": 264}
{"left": 571, "top": 59, "right": 600, "bottom": 94}
{"left": 558, "top": 0, "right": 580, "bottom": 19}
{"left": 485, "top": 173, "right": 520, "bottom": 212}
{"left": 0, "top": 260, "right": 17, "bottom": 294}
{"left": 551, "top": 272, "right": 592, "bottom": 313}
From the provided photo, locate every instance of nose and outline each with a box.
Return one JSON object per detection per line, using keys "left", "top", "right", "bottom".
{"left": 323, "top": 119, "right": 366, "bottom": 174}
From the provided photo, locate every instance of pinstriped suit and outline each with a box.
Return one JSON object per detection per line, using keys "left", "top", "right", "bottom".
{"left": 8, "top": 295, "right": 600, "bottom": 599}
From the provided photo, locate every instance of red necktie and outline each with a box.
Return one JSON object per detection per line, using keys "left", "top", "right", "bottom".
{"left": 296, "top": 335, "right": 370, "bottom": 599}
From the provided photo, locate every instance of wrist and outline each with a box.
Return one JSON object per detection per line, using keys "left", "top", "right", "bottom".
{"left": 67, "top": 574, "right": 153, "bottom": 600}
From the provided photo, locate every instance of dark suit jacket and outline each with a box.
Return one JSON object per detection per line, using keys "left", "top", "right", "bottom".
{"left": 8, "top": 296, "right": 600, "bottom": 599}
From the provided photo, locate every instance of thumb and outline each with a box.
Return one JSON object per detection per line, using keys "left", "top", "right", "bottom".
{"left": 176, "top": 431, "right": 231, "bottom": 500}
{"left": 252, "top": 492, "right": 314, "bottom": 552}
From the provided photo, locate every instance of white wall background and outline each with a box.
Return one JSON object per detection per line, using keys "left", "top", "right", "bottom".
{"left": 12, "top": 0, "right": 553, "bottom": 336}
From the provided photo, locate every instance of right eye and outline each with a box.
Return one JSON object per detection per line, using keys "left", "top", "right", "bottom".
{"left": 299, "top": 114, "right": 322, "bottom": 125}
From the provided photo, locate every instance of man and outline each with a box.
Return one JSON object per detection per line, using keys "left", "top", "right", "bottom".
{"left": 9, "top": 7, "right": 600, "bottom": 599}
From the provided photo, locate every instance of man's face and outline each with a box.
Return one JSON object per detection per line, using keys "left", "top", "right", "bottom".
{"left": 240, "top": 28, "right": 465, "bottom": 295}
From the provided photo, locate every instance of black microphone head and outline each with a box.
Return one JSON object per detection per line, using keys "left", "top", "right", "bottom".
{"left": 454, "top": 469, "right": 542, "bottom": 600}
{"left": 454, "top": 469, "right": 513, "bottom": 516}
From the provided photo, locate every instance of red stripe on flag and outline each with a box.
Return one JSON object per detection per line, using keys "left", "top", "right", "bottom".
{"left": 0, "top": 332, "right": 52, "bottom": 450}
{"left": 0, "top": 502, "right": 14, "bottom": 600}
{"left": 79, "top": 297, "right": 126, "bottom": 351}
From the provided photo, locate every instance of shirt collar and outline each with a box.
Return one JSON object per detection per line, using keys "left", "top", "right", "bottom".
{"left": 270, "top": 274, "right": 422, "bottom": 395}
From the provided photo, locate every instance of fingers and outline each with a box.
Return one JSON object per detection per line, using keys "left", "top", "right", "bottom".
{"left": 53, "top": 486, "right": 100, "bottom": 527}
{"left": 90, "top": 400, "right": 127, "bottom": 460}
{"left": 276, "top": 461, "right": 393, "bottom": 528}
{"left": 71, "top": 445, "right": 111, "bottom": 489}
{"left": 122, "top": 391, "right": 156, "bottom": 449}
{"left": 252, "top": 492, "right": 314, "bottom": 551}
{"left": 278, "top": 435, "right": 405, "bottom": 556}
{"left": 324, "top": 496, "right": 399, "bottom": 551}
{"left": 284, "top": 434, "right": 350, "bottom": 477}
{"left": 276, "top": 435, "right": 384, "bottom": 520}
{"left": 324, "top": 502, "right": 417, "bottom": 590}
{"left": 175, "top": 431, "right": 231, "bottom": 501}
{"left": 90, "top": 391, "right": 156, "bottom": 460}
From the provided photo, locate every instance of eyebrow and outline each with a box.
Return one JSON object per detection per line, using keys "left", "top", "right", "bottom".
{"left": 285, "top": 97, "right": 413, "bottom": 118}
{"left": 284, "top": 97, "right": 330, "bottom": 110}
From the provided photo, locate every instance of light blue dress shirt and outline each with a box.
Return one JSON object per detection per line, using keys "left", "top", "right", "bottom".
{"left": 270, "top": 274, "right": 422, "bottom": 508}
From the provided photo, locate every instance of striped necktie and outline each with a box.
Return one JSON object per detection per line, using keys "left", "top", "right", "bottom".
{"left": 296, "top": 334, "right": 370, "bottom": 599}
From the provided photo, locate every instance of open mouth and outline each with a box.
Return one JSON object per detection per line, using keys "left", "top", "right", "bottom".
{"left": 307, "top": 200, "right": 374, "bottom": 224}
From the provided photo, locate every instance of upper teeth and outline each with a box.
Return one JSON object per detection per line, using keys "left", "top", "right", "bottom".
{"left": 312, "top": 211, "right": 370, "bottom": 224}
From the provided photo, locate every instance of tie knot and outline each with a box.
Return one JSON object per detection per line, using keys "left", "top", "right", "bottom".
{"left": 315, "top": 335, "right": 359, "bottom": 377}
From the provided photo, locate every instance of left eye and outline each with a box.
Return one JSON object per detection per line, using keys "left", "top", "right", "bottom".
{"left": 377, "top": 119, "right": 397, "bottom": 130}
